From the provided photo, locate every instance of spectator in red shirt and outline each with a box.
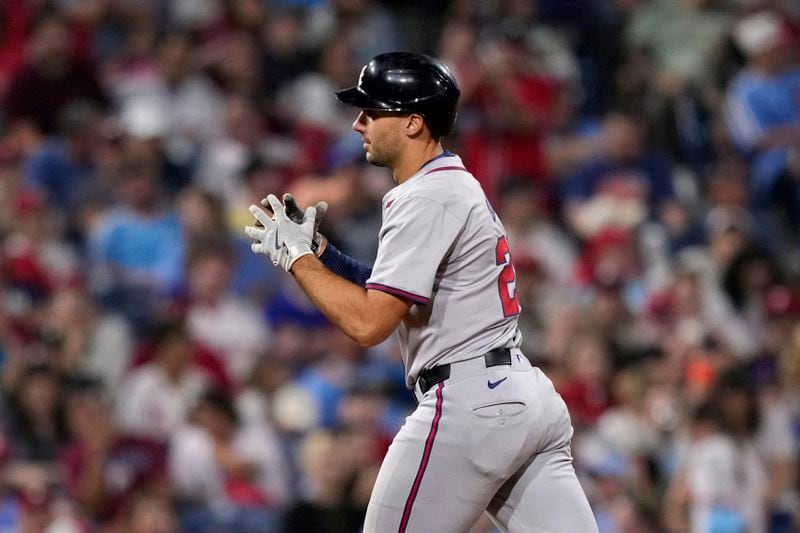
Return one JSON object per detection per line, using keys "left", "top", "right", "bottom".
{"left": 60, "top": 382, "right": 167, "bottom": 526}
{"left": 557, "top": 331, "right": 613, "bottom": 428}
{"left": 460, "top": 26, "right": 560, "bottom": 203}
{"left": 3, "top": 13, "right": 108, "bottom": 136}
{"left": 0, "top": 0, "right": 36, "bottom": 97}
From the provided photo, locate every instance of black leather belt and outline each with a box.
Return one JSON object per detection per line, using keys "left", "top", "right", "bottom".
{"left": 417, "top": 348, "right": 512, "bottom": 394}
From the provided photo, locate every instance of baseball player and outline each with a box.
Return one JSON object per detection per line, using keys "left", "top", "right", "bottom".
{"left": 245, "top": 52, "right": 597, "bottom": 533}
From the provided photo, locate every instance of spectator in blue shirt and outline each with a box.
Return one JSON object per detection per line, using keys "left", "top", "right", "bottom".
{"left": 24, "top": 101, "right": 103, "bottom": 212}
{"left": 725, "top": 10, "right": 800, "bottom": 226}
{"left": 88, "top": 162, "right": 184, "bottom": 332}
{"left": 560, "top": 111, "right": 676, "bottom": 239}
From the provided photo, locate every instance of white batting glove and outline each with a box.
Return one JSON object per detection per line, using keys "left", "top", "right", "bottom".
{"left": 262, "top": 193, "right": 328, "bottom": 256}
{"left": 245, "top": 203, "right": 287, "bottom": 267}
{"left": 269, "top": 194, "right": 317, "bottom": 272}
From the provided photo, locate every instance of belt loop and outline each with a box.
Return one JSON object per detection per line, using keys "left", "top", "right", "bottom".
{"left": 418, "top": 376, "right": 429, "bottom": 394}
{"left": 485, "top": 348, "right": 511, "bottom": 367}
{"left": 416, "top": 364, "right": 450, "bottom": 395}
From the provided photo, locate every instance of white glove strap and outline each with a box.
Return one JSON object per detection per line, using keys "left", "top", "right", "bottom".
{"left": 285, "top": 244, "right": 314, "bottom": 271}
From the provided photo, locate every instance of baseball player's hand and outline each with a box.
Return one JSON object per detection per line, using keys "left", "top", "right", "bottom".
{"left": 248, "top": 194, "right": 317, "bottom": 272}
{"left": 261, "top": 193, "right": 329, "bottom": 256}
{"left": 245, "top": 202, "right": 287, "bottom": 267}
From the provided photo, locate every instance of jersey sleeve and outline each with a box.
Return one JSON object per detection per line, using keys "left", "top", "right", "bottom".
{"left": 366, "top": 196, "right": 464, "bottom": 304}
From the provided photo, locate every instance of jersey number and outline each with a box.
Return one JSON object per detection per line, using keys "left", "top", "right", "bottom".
{"left": 495, "top": 236, "right": 521, "bottom": 317}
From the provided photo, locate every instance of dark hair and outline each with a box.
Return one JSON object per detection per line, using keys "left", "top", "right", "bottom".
{"left": 690, "top": 400, "right": 718, "bottom": 426}
{"left": 197, "top": 389, "right": 239, "bottom": 425}
{"left": 722, "top": 247, "right": 780, "bottom": 312}
{"left": 243, "top": 155, "right": 280, "bottom": 181}
{"left": 151, "top": 316, "right": 189, "bottom": 346}
{"left": 713, "top": 365, "right": 761, "bottom": 436}
{"left": 186, "top": 234, "right": 235, "bottom": 270}
{"left": 6, "top": 364, "right": 69, "bottom": 460}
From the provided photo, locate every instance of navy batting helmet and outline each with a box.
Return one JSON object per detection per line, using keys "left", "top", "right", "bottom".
{"left": 336, "top": 52, "right": 461, "bottom": 138}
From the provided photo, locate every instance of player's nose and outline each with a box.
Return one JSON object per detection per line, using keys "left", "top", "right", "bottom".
{"left": 352, "top": 111, "right": 367, "bottom": 133}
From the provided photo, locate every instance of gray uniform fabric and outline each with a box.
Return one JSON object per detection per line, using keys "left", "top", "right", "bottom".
{"left": 366, "top": 155, "right": 520, "bottom": 388}
{"left": 363, "top": 154, "right": 598, "bottom": 533}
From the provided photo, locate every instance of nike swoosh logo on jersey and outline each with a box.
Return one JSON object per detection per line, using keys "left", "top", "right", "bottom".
{"left": 487, "top": 377, "right": 508, "bottom": 389}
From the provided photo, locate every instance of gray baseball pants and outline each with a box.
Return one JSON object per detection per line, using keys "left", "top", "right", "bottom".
{"left": 363, "top": 351, "right": 598, "bottom": 533}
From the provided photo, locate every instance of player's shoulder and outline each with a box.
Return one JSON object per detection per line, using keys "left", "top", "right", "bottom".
{"left": 411, "top": 156, "right": 483, "bottom": 197}
{"left": 415, "top": 168, "right": 480, "bottom": 196}
{"left": 394, "top": 171, "right": 483, "bottom": 218}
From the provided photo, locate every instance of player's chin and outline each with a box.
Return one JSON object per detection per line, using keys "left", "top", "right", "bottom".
{"left": 365, "top": 151, "right": 385, "bottom": 167}
{"left": 364, "top": 150, "right": 386, "bottom": 167}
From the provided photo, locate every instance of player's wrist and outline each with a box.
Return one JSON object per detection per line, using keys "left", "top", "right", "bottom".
{"left": 313, "top": 234, "right": 328, "bottom": 257}
{"left": 288, "top": 251, "right": 316, "bottom": 274}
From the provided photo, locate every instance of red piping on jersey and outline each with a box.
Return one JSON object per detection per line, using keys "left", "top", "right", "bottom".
{"left": 365, "top": 283, "right": 429, "bottom": 305}
{"left": 422, "top": 165, "right": 467, "bottom": 176}
{"left": 398, "top": 381, "right": 444, "bottom": 533}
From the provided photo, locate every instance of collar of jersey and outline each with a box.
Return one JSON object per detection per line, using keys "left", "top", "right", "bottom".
{"left": 418, "top": 149, "right": 456, "bottom": 173}
{"left": 403, "top": 150, "right": 460, "bottom": 183}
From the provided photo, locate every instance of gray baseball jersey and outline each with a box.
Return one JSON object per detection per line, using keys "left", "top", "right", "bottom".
{"left": 365, "top": 154, "right": 521, "bottom": 387}
{"left": 360, "top": 153, "right": 598, "bottom": 533}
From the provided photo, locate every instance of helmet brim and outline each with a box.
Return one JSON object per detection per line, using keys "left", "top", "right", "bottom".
{"left": 335, "top": 86, "right": 399, "bottom": 111}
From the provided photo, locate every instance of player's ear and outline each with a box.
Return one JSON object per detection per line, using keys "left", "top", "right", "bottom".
{"left": 405, "top": 113, "right": 426, "bottom": 138}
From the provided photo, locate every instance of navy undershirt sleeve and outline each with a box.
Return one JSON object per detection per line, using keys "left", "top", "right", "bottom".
{"left": 319, "top": 242, "right": 373, "bottom": 287}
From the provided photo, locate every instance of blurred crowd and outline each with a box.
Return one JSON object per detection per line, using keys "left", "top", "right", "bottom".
{"left": 0, "top": 0, "right": 799, "bottom": 531}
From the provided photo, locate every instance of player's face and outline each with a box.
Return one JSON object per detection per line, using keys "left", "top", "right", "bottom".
{"left": 352, "top": 109, "right": 406, "bottom": 167}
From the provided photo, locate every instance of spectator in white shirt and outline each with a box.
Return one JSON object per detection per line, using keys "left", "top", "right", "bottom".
{"left": 116, "top": 319, "right": 209, "bottom": 441}
{"left": 185, "top": 239, "right": 271, "bottom": 385}
{"left": 169, "top": 389, "right": 290, "bottom": 509}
